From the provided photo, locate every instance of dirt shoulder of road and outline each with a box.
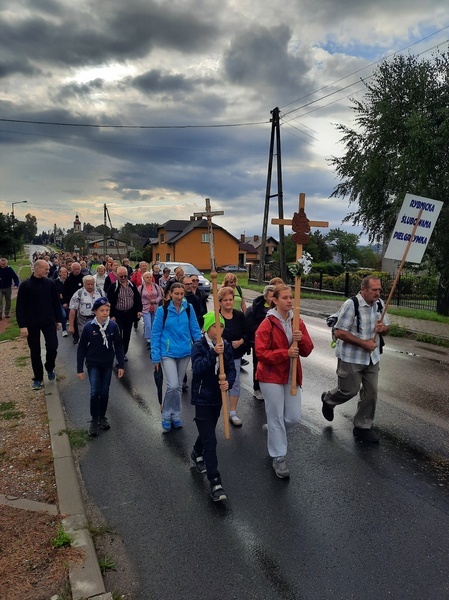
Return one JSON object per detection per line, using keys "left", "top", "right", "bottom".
{"left": 0, "top": 333, "right": 81, "bottom": 600}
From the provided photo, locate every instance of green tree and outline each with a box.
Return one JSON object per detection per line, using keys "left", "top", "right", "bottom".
{"left": 358, "top": 245, "right": 380, "bottom": 269}
{"left": 306, "top": 230, "right": 333, "bottom": 263}
{"left": 330, "top": 52, "right": 449, "bottom": 311}
{"left": 0, "top": 213, "right": 14, "bottom": 256}
{"left": 23, "top": 213, "right": 37, "bottom": 243}
{"left": 63, "top": 232, "right": 86, "bottom": 252}
{"left": 325, "top": 228, "right": 360, "bottom": 267}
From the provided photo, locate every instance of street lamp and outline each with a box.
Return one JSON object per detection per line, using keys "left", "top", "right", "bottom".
{"left": 11, "top": 201, "right": 28, "bottom": 261}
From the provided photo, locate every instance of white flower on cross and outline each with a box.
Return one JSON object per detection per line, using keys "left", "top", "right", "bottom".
{"left": 288, "top": 251, "right": 313, "bottom": 278}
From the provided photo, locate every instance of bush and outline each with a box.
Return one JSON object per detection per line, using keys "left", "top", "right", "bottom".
{"left": 129, "top": 251, "right": 143, "bottom": 262}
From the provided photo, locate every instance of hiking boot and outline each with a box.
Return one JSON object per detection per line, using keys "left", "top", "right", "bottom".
{"left": 62, "top": 330, "right": 68, "bottom": 337}
{"left": 272, "top": 457, "right": 290, "bottom": 479}
{"left": 99, "top": 417, "right": 110, "bottom": 430}
{"left": 321, "top": 392, "right": 334, "bottom": 422}
{"left": 210, "top": 484, "right": 227, "bottom": 502}
{"left": 191, "top": 450, "right": 206, "bottom": 474}
{"left": 47, "top": 370, "right": 56, "bottom": 381}
{"left": 162, "top": 418, "right": 172, "bottom": 432}
{"left": 32, "top": 380, "right": 43, "bottom": 391}
{"left": 253, "top": 389, "right": 264, "bottom": 401}
{"left": 353, "top": 427, "right": 380, "bottom": 444}
{"left": 171, "top": 418, "right": 183, "bottom": 429}
{"left": 88, "top": 420, "right": 100, "bottom": 437}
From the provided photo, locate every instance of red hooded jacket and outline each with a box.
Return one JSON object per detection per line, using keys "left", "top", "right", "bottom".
{"left": 255, "top": 313, "right": 313, "bottom": 386}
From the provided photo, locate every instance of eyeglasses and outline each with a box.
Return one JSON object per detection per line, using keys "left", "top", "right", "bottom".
{"left": 119, "top": 275, "right": 128, "bottom": 279}
{"left": 191, "top": 279, "right": 199, "bottom": 282}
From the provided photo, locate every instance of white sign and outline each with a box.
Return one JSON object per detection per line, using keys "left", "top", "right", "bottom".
{"left": 383, "top": 193, "right": 443, "bottom": 264}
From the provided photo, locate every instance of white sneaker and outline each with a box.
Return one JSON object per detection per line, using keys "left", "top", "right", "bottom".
{"left": 253, "top": 389, "right": 264, "bottom": 400}
{"left": 272, "top": 457, "right": 290, "bottom": 479}
{"left": 229, "top": 414, "right": 242, "bottom": 427}
{"left": 62, "top": 330, "right": 68, "bottom": 337}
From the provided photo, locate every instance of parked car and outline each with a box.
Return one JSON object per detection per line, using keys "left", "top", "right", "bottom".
{"left": 216, "top": 264, "right": 247, "bottom": 273}
{"left": 159, "top": 262, "right": 211, "bottom": 295}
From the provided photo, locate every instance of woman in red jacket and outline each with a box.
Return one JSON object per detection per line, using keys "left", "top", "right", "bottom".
{"left": 255, "top": 284, "right": 314, "bottom": 479}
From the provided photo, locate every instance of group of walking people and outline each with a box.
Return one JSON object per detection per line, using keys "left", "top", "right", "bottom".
{"left": 16, "top": 251, "right": 389, "bottom": 502}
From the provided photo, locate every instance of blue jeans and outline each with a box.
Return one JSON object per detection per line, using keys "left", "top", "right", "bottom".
{"left": 87, "top": 365, "right": 113, "bottom": 420}
{"left": 161, "top": 356, "right": 190, "bottom": 420}
{"left": 60, "top": 305, "right": 67, "bottom": 332}
{"left": 142, "top": 311, "right": 156, "bottom": 340}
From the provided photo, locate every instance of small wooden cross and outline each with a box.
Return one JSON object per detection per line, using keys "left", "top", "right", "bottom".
{"left": 272, "top": 192, "right": 328, "bottom": 395}
{"left": 193, "top": 198, "right": 230, "bottom": 439}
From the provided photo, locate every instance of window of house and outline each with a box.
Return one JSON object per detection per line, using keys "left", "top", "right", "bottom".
{"left": 165, "top": 253, "right": 171, "bottom": 261}
{"left": 156, "top": 253, "right": 160, "bottom": 261}
{"left": 201, "top": 233, "right": 210, "bottom": 243}
{"left": 160, "top": 233, "right": 165, "bottom": 243}
{"left": 108, "top": 240, "right": 114, "bottom": 247}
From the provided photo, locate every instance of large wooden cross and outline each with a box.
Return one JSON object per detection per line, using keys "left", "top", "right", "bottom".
{"left": 272, "top": 192, "right": 328, "bottom": 395}
{"left": 193, "top": 198, "right": 230, "bottom": 439}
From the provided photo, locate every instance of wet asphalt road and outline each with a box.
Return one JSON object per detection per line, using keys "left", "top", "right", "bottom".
{"left": 56, "top": 315, "right": 449, "bottom": 600}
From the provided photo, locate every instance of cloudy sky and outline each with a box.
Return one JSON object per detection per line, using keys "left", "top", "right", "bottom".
{"left": 0, "top": 0, "right": 448, "bottom": 242}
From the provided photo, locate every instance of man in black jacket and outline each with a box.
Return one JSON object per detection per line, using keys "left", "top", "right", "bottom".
{"left": 0, "top": 257, "right": 20, "bottom": 319}
{"left": 16, "top": 260, "right": 62, "bottom": 390}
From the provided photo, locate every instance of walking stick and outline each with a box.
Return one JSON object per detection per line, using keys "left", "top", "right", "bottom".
{"left": 194, "top": 199, "right": 230, "bottom": 439}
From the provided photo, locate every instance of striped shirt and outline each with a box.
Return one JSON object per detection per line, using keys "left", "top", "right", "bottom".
{"left": 335, "top": 293, "right": 389, "bottom": 366}
{"left": 116, "top": 283, "right": 135, "bottom": 312}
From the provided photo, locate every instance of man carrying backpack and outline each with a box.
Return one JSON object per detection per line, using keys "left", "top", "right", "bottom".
{"left": 321, "top": 275, "right": 389, "bottom": 443}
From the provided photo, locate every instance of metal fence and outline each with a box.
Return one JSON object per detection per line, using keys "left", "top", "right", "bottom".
{"left": 249, "top": 264, "right": 439, "bottom": 311}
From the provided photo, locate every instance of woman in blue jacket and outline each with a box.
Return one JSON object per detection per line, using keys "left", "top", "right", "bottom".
{"left": 151, "top": 282, "right": 202, "bottom": 431}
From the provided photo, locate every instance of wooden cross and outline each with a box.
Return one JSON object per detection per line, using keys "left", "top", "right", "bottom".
{"left": 193, "top": 198, "right": 224, "bottom": 273}
{"left": 193, "top": 198, "right": 230, "bottom": 439}
{"left": 272, "top": 192, "right": 328, "bottom": 395}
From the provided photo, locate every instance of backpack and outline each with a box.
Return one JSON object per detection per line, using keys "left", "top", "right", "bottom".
{"left": 76, "top": 287, "right": 103, "bottom": 317}
{"left": 162, "top": 303, "right": 190, "bottom": 327}
{"left": 326, "top": 296, "right": 385, "bottom": 352}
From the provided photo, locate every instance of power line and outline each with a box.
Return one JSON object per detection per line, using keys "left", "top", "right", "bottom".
{"left": 0, "top": 117, "right": 267, "bottom": 129}
{"left": 281, "top": 26, "right": 449, "bottom": 118}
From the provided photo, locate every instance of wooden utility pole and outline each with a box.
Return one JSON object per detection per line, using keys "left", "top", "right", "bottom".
{"left": 272, "top": 192, "right": 328, "bottom": 394}
{"left": 260, "top": 107, "right": 286, "bottom": 284}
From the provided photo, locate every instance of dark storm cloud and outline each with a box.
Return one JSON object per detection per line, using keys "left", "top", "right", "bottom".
{"left": 0, "top": 1, "right": 219, "bottom": 68}
{"left": 223, "top": 24, "right": 310, "bottom": 95}
{"left": 0, "top": 58, "right": 40, "bottom": 78}
{"left": 52, "top": 78, "right": 105, "bottom": 102}
{"left": 131, "top": 70, "right": 195, "bottom": 94}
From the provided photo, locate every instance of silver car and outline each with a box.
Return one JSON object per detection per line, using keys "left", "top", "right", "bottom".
{"left": 159, "top": 262, "right": 211, "bottom": 295}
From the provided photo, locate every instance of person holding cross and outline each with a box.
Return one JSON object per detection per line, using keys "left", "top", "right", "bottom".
{"left": 190, "top": 311, "right": 236, "bottom": 502}
{"left": 255, "top": 284, "right": 314, "bottom": 478}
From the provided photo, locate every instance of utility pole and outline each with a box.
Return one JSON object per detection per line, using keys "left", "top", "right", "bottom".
{"left": 259, "top": 107, "right": 286, "bottom": 284}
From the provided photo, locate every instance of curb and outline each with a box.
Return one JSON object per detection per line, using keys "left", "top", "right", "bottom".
{"left": 45, "top": 378, "right": 112, "bottom": 600}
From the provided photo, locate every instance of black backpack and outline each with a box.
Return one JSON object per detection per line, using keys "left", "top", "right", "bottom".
{"left": 327, "top": 296, "right": 385, "bottom": 352}
{"left": 162, "top": 303, "right": 190, "bottom": 327}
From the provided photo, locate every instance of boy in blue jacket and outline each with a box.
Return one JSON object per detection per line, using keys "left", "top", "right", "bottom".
{"left": 191, "top": 312, "right": 236, "bottom": 502}
{"left": 77, "top": 297, "right": 125, "bottom": 437}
